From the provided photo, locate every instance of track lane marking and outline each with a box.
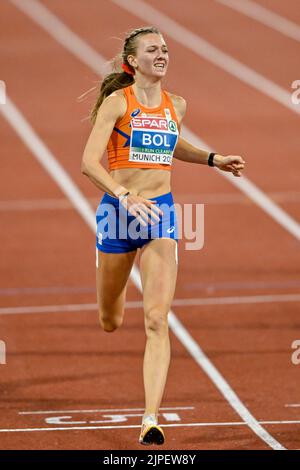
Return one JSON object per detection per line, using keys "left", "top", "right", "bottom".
{"left": 1, "top": 293, "right": 300, "bottom": 316}
{"left": 1, "top": 279, "right": 300, "bottom": 297}
{"left": 18, "top": 406, "right": 194, "bottom": 415}
{"left": 1, "top": 190, "right": 300, "bottom": 212}
{"left": 182, "top": 127, "right": 300, "bottom": 240}
{"left": 9, "top": 0, "right": 106, "bottom": 75}
{"left": 3, "top": 3, "right": 287, "bottom": 451}
{"left": 0, "top": 420, "right": 299, "bottom": 433}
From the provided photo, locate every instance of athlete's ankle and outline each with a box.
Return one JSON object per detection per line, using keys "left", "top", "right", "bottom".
{"left": 142, "top": 412, "right": 158, "bottom": 426}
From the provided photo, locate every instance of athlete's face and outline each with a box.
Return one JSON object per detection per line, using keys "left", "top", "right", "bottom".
{"left": 130, "top": 33, "right": 169, "bottom": 77}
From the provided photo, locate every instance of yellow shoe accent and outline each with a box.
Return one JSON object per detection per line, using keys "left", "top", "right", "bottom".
{"left": 139, "top": 423, "right": 165, "bottom": 446}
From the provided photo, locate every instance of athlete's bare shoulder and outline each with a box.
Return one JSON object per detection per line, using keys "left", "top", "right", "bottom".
{"left": 110, "top": 88, "right": 126, "bottom": 98}
{"left": 167, "top": 92, "right": 187, "bottom": 124}
{"left": 101, "top": 89, "right": 127, "bottom": 122}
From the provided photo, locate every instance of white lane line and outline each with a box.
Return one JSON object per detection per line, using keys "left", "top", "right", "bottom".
{"left": 0, "top": 422, "right": 246, "bottom": 433}
{"left": 111, "top": 0, "right": 300, "bottom": 118}
{"left": 0, "top": 420, "right": 299, "bottom": 433}
{"left": 9, "top": 0, "right": 107, "bottom": 75}
{"left": 1, "top": 100, "right": 95, "bottom": 231}
{"left": 19, "top": 406, "right": 194, "bottom": 415}
{"left": 167, "top": 313, "right": 286, "bottom": 450}
{"left": 185, "top": 280, "right": 300, "bottom": 290}
{"left": 187, "top": 126, "right": 300, "bottom": 241}
{"left": 1, "top": 191, "right": 300, "bottom": 212}
{"left": 0, "top": 286, "right": 95, "bottom": 296}
{"left": 1, "top": 293, "right": 300, "bottom": 316}
{"left": 0, "top": 100, "right": 285, "bottom": 452}
{"left": 1, "top": 279, "right": 300, "bottom": 297}
{"left": 0, "top": 303, "right": 98, "bottom": 315}
{"left": 216, "top": 0, "right": 300, "bottom": 43}
{"left": 0, "top": 301, "right": 139, "bottom": 316}
{"left": 5, "top": 4, "right": 286, "bottom": 451}
{"left": 9, "top": 0, "right": 300, "bottom": 242}
{"left": 285, "top": 404, "right": 300, "bottom": 408}
{"left": 0, "top": 198, "right": 77, "bottom": 211}
{"left": 173, "top": 293, "right": 300, "bottom": 306}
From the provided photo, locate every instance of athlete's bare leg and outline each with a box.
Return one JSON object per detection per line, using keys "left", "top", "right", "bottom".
{"left": 139, "top": 239, "right": 178, "bottom": 419}
{"left": 96, "top": 249, "right": 137, "bottom": 332}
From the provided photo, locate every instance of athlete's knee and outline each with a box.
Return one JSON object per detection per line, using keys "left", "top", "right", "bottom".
{"left": 144, "top": 307, "right": 169, "bottom": 334}
{"left": 99, "top": 311, "right": 123, "bottom": 333}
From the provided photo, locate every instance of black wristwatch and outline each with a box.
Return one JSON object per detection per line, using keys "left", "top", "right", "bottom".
{"left": 208, "top": 152, "right": 216, "bottom": 167}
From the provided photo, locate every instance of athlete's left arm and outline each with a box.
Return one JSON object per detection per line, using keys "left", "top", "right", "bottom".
{"left": 172, "top": 96, "right": 246, "bottom": 177}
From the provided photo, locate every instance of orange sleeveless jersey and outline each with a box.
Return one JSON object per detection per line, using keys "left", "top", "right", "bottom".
{"left": 107, "top": 85, "right": 180, "bottom": 171}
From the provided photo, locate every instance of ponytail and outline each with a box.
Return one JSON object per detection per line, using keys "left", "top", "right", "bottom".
{"left": 90, "top": 71, "right": 134, "bottom": 125}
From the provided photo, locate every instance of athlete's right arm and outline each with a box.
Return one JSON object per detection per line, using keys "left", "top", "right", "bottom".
{"left": 81, "top": 92, "right": 163, "bottom": 226}
{"left": 81, "top": 93, "right": 128, "bottom": 197}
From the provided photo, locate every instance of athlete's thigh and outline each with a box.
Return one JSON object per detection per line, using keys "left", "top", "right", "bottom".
{"left": 139, "top": 239, "right": 178, "bottom": 312}
{"left": 96, "top": 249, "right": 137, "bottom": 314}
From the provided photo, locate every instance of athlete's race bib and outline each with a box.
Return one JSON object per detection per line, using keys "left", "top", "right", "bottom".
{"left": 129, "top": 109, "right": 179, "bottom": 165}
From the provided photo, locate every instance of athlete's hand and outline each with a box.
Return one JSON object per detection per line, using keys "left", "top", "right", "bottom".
{"left": 213, "top": 154, "right": 246, "bottom": 177}
{"left": 119, "top": 193, "right": 163, "bottom": 227}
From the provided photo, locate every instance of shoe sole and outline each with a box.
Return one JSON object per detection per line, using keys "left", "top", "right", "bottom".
{"left": 139, "top": 426, "right": 165, "bottom": 446}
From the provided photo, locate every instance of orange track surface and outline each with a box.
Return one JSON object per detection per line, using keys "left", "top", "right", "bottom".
{"left": 0, "top": 0, "right": 299, "bottom": 450}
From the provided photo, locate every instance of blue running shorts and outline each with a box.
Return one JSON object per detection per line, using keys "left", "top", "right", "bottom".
{"left": 96, "top": 192, "right": 178, "bottom": 254}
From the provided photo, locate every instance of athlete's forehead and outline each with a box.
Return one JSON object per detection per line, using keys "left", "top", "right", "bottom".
{"left": 137, "top": 33, "right": 167, "bottom": 49}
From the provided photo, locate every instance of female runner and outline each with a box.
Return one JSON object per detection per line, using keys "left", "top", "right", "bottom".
{"left": 81, "top": 26, "right": 245, "bottom": 446}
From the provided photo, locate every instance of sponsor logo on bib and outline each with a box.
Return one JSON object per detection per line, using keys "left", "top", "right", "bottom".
{"left": 129, "top": 112, "right": 178, "bottom": 165}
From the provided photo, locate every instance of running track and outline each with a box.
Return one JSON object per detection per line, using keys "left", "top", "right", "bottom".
{"left": 0, "top": 0, "right": 299, "bottom": 450}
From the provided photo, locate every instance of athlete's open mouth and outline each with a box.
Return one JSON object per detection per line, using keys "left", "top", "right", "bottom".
{"left": 154, "top": 63, "right": 165, "bottom": 70}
